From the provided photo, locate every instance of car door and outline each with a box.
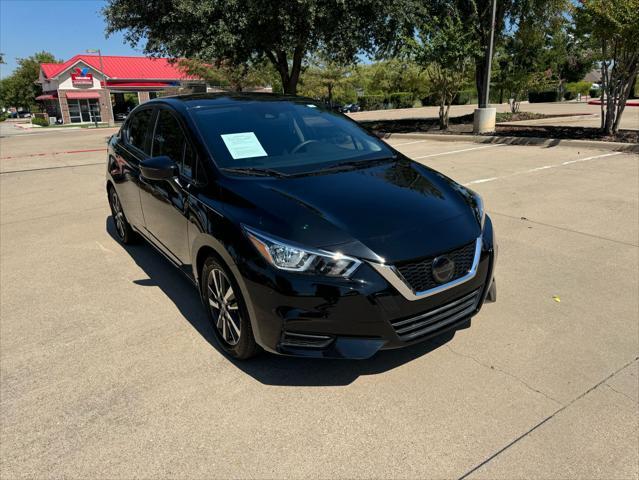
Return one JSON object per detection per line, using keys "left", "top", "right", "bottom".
{"left": 111, "top": 107, "right": 155, "bottom": 229}
{"left": 139, "top": 107, "right": 194, "bottom": 266}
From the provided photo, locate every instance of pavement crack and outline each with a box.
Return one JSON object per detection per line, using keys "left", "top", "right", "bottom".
{"left": 458, "top": 356, "right": 639, "bottom": 480}
{"left": 604, "top": 383, "right": 637, "bottom": 403}
{"left": 489, "top": 211, "right": 639, "bottom": 248}
{"left": 446, "top": 345, "right": 562, "bottom": 406}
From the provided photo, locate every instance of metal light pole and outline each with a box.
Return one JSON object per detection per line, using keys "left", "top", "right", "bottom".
{"left": 481, "top": 0, "right": 497, "bottom": 108}
{"left": 86, "top": 48, "right": 114, "bottom": 126}
{"left": 473, "top": 0, "right": 498, "bottom": 133}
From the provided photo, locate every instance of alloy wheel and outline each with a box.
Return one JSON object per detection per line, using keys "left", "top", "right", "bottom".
{"left": 110, "top": 189, "right": 126, "bottom": 240}
{"left": 207, "top": 268, "right": 242, "bottom": 345}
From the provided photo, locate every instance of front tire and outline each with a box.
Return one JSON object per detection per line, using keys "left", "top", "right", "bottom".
{"left": 201, "top": 256, "right": 259, "bottom": 359}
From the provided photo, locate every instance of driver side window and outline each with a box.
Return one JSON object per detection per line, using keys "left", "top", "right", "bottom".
{"left": 151, "top": 109, "right": 205, "bottom": 184}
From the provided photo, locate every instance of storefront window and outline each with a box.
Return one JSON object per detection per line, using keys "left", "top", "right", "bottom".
{"left": 68, "top": 99, "right": 101, "bottom": 123}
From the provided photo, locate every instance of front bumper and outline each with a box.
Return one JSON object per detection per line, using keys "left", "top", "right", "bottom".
{"left": 238, "top": 217, "right": 497, "bottom": 359}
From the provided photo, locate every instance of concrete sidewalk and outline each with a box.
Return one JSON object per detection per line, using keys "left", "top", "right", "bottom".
{"left": 349, "top": 101, "right": 639, "bottom": 131}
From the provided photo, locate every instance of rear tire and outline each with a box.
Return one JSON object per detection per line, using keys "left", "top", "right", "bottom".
{"left": 201, "top": 256, "right": 260, "bottom": 360}
{"left": 108, "top": 186, "right": 137, "bottom": 245}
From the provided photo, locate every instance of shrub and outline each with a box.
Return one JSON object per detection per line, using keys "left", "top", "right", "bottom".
{"left": 566, "top": 81, "right": 592, "bottom": 96}
{"left": 31, "top": 116, "right": 49, "bottom": 127}
{"left": 528, "top": 90, "right": 560, "bottom": 103}
{"left": 388, "top": 92, "right": 414, "bottom": 109}
{"left": 359, "top": 94, "right": 385, "bottom": 111}
{"left": 452, "top": 90, "right": 474, "bottom": 105}
{"left": 420, "top": 94, "right": 438, "bottom": 106}
{"left": 589, "top": 88, "right": 600, "bottom": 98}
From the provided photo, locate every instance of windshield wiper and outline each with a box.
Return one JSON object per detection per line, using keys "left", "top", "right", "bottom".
{"left": 310, "top": 156, "right": 397, "bottom": 174}
{"left": 221, "top": 167, "right": 288, "bottom": 178}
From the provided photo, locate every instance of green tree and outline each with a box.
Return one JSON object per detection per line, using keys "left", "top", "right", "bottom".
{"left": 410, "top": 9, "right": 479, "bottom": 129}
{"left": 426, "top": 0, "right": 568, "bottom": 105}
{"left": 496, "top": 16, "right": 553, "bottom": 112}
{"left": 178, "top": 58, "right": 276, "bottom": 92}
{"left": 357, "top": 59, "right": 427, "bottom": 100}
{"left": 575, "top": 0, "right": 639, "bottom": 134}
{"left": 0, "top": 51, "right": 59, "bottom": 110}
{"left": 104, "top": 0, "right": 414, "bottom": 95}
{"left": 299, "top": 57, "right": 354, "bottom": 107}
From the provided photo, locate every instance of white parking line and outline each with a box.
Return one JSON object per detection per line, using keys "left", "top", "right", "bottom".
{"left": 464, "top": 151, "right": 624, "bottom": 186}
{"left": 388, "top": 140, "right": 428, "bottom": 147}
{"left": 413, "top": 143, "right": 506, "bottom": 160}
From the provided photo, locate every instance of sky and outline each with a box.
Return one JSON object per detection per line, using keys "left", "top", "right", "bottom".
{"left": 0, "top": 0, "right": 140, "bottom": 78}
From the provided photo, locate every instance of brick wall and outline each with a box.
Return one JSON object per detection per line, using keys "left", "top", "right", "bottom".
{"left": 138, "top": 91, "right": 151, "bottom": 103}
{"left": 98, "top": 90, "right": 113, "bottom": 125}
{"left": 58, "top": 90, "right": 70, "bottom": 124}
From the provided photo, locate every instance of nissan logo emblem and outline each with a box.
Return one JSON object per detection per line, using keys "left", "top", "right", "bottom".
{"left": 432, "top": 256, "right": 455, "bottom": 284}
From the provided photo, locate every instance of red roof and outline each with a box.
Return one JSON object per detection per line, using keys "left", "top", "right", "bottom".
{"left": 41, "top": 54, "right": 198, "bottom": 80}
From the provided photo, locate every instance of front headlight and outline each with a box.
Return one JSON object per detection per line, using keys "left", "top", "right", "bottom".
{"left": 243, "top": 226, "right": 361, "bottom": 278}
{"left": 471, "top": 189, "right": 486, "bottom": 229}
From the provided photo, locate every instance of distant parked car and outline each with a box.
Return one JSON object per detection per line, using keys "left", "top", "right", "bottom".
{"left": 341, "top": 103, "right": 361, "bottom": 113}
{"left": 115, "top": 112, "right": 128, "bottom": 122}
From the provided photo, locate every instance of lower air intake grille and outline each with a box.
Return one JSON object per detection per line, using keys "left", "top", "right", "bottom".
{"left": 395, "top": 242, "right": 476, "bottom": 292}
{"left": 391, "top": 289, "right": 480, "bottom": 342}
{"left": 280, "top": 332, "right": 333, "bottom": 349}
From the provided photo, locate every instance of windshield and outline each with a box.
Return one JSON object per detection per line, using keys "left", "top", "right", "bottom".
{"left": 190, "top": 100, "right": 393, "bottom": 174}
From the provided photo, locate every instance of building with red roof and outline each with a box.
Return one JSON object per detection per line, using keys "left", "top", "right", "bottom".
{"left": 37, "top": 54, "right": 206, "bottom": 125}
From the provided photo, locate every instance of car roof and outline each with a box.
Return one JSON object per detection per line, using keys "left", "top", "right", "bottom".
{"left": 145, "top": 92, "right": 317, "bottom": 110}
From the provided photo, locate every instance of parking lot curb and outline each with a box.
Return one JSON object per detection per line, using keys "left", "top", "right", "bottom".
{"left": 380, "top": 132, "right": 639, "bottom": 153}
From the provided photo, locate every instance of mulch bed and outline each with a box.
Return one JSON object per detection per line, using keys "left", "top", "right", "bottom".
{"left": 360, "top": 113, "right": 638, "bottom": 144}
{"left": 493, "top": 125, "right": 638, "bottom": 144}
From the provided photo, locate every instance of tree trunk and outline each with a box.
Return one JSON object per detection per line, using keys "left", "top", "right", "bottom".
{"left": 267, "top": 47, "right": 303, "bottom": 95}
{"left": 612, "top": 70, "right": 637, "bottom": 134}
{"left": 438, "top": 102, "right": 446, "bottom": 130}
{"left": 444, "top": 102, "right": 451, "bottom": 129}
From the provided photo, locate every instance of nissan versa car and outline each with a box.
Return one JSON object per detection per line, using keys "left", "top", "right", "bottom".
{"left": 106, "top": 94, "right": 497, "bottom": 360}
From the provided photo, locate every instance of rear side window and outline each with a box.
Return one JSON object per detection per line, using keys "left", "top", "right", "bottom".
{"left": 126, "top": 109, "right": 153, "bottom": 154}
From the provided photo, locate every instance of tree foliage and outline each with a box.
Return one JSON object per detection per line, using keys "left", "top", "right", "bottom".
{"left": 410, "top": 9, "right": 479, "bottom": 129}
{"left": 298, "top": 56, "right": 355, "bottom": 106}
{"left": 178, "top": 58, "right": 276, "bottom": 92}
{"left": 423, "top": 0, "right": 569, "bottom": 105}
{"left": 496, "top": 17, "right": 554, "bottom": 112}
{"left": 0, "top": 51, "right": 59, "bottom": 110}
{"left": 576, "top": 0, "right": 639, "bottom": 134}
{"left": 104, "top": 0, "right": 415, "bottom": 94}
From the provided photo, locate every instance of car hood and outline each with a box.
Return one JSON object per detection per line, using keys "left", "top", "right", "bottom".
{"left": 220, "top": 159, "right": 481, "bottom": 264}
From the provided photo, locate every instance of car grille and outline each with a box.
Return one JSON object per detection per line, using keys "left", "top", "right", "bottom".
{"left": 395, "top": 241, "right": 476, "bottom": 292}
{"left": 390, "top": 289, "right": 480, "bottom": 342}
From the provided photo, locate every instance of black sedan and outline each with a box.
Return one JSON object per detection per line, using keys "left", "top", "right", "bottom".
{"left": 106, "top": 94, "right": 497, "bottom": 359}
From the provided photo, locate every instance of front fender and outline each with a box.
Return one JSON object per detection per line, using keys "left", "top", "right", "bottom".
{"left": 188, "top": 203, "right": 271, "bottom": 351}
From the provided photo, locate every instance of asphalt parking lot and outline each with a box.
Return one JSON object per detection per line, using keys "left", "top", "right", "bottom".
{"left": 1, "top": 127, "right": 637, "bottom": 479}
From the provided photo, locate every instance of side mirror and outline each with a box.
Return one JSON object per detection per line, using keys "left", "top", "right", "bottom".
{"left": 140, "top": 155, "right": 177, "bottom": 181}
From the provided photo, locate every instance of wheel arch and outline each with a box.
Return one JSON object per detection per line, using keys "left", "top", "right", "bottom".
{"left": 191, "top": 234, "right": 267, "bottom": 350}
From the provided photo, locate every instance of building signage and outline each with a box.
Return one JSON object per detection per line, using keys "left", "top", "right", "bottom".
{"left": 71, "top": 67, "right": 93, "bottom": 86}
